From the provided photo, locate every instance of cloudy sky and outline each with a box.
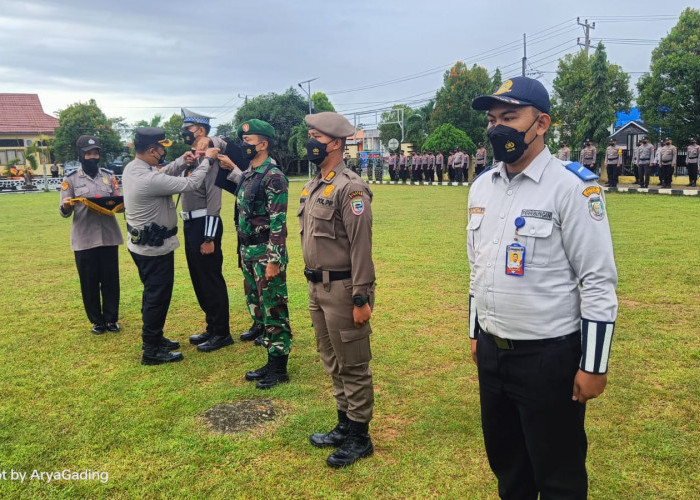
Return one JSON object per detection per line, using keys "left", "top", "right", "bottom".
{"left": 0, "top": 0, "right": 691, "bottom": 131}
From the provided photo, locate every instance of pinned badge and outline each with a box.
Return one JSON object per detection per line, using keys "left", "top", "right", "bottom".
{"left": 588, "top": 196, "right": 605, "bottom": 221}
{"left": 350, "top": 198, "right": 364, "bottom": 216}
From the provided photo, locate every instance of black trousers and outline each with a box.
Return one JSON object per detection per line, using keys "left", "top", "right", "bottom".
{"left": 477, "top": 330, "right": 588, "bottom": 500}
{"left": 184, "top": 218, "right": 230, "bottom": 336}
{"left": 687, "top": 163, "right": 698, "bottom": 184}
{"left": 638, "top": 163, "right": 651, "bottom": 187}
{"left": 435, "top": 167, "right": 443, "bottom": 182}
{"left": 130, "top": 250, "right": 174, "bottom": 345}
{"left": 74, "top": 246, "right": 120, "bottom": 325}
{"left": 454, "top": 166, "right": 464, "bottom": 182}
{"left": 448, "top": 166, "right": 454, "bottom": 182}
{"left": 475, "top": 165, "right": 486, "bottom": 178}
{"left": 660, "top": 164, "right": 673, "bottom": 185}
{"left": 606, "top": 164, "right": 619, "bottom": 186}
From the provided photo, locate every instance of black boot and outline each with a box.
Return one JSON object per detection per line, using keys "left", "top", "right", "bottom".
{"left": 240, "top": 322, "right": 263, "bottom": 342}
{"left": 197, "top": 334, "right": 234, "bottom": 352}
{"left": 189, "top": 331, "right": 213, "bottom": 345}
{"left": 256, "top": 355, "right": 290, "bottom": 389}
{"left": 141, "top": 345, "right": 184, "bottom": 365}
{"left": 310, "top": 410, "right": 350, "bottom": 448}
{"left": 142, "top": 337, "right": 180, "bottom": 351}
{"left": 245, "top": 354, "right": 271, "bottom": 381}
{"left": 326, "top": 420, "right": 374, "bottom": 468}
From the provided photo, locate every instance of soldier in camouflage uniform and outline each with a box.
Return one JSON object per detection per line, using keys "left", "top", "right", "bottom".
{"left": 229, "top": 119, "right": 292, "bottom": 389}
{"left": 374, "top": 154, "right": 383, "bottom": 181}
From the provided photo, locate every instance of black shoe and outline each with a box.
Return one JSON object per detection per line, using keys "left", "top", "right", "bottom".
{"left": 254, "top": 334, "right": 265, "bottom": 346}
{"left": 106, "top": 322, "right": 120, "bottom": 332}
{"left": 91, "top": 323, "right": 106, "bottom": 335}
{"left": 197, "top": 334, "right": 234, "bottom": 352}
{"left": 256, "top": 355, "right": 290, "bottom": 389}
{"left": 142, "top": 337, "right": 180, "bottom": 351}
{"left": 141, "top": 346, "right": 184, "bottom": 365}
{"left": 240, "top": 322, "right": 264, "bottom": 342}
{"left": 245, "top": 355, "right": 271, "bottom": 381}
{"left": 189, "top": 331, "right": 212, "bottom": 345}
{"left": 326, "top": 420, "right": 374, "bottom": 468}
{"left": 310, "top": 410, "right": 350, "bottom": 448}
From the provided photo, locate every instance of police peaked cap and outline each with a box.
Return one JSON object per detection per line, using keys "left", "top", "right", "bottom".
{"left": 181, "top": 108, "right": 212, "bottom": 128}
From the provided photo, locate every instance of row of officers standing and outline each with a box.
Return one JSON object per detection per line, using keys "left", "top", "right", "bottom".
{"left": 355, "top": 145, "right": 490, "bottom": 183}
{"left": 59, "top": 110, "right": 377, "bottom": 469}
{"left": 558, "top": 136, "right": 699, "bottom": 188}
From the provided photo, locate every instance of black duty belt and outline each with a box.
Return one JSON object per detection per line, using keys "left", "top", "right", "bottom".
{"left": 238, "top": 230, "right": 270, "bottom": 246}
{"left": 304, "top": 267, "right": 351, "bottom": 283}
{"left": 481, "top": 330, "right": 579, "bottom": 350}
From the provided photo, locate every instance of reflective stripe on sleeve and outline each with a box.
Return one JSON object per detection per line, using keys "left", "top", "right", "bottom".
{"left": 469, "top": 294, "right": 478, "bottom": 340}
{"left": 204, "top": 215, "right": 220, "bottom": 239}
{"left": 580, "top": 318, "right": 615, "bottom": 374}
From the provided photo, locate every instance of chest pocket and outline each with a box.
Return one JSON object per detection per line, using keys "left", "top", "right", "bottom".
{"left": 74, "top": 185, "right": 90, "bottom": 197}
{"left": 467, "top": 214, "right": 484, "bottom": 252}
{"left": 311, "top": 205, "right": 336, "bottom": 239}
{"left": 521, "top": 219, "right": 553, "bottom": 266}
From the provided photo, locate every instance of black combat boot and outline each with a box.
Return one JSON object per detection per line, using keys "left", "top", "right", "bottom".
{"left": 240, "top": 322, "right": 263, "bottom": 342}
{"left": 196, "top": 334, "right": 234, "bottom": 352}
{"left": 189, "top": 330, "right": 213, "bottom": 345}
{"left": 326, "top": 420, "right": 374, "bottom": 468}
{"left": 142, "top": 336, "right": 180, "bottom": 351}
{"left": 141, "top": 345, "right": 184, "bottom": 365}
{"left": 256, "top": 355, "right": 290, "bottom": 389}
{"left": 245, "top": 354, "right": 271, "bottom": 381}
{"left": 310, "top": 410, "right": 350, "bottom": 448}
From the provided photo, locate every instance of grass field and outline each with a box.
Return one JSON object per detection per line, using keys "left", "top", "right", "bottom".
{"left": 0, "top": 185, "right": 698, "bottom": 499}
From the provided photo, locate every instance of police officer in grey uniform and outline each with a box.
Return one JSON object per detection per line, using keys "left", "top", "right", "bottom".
{"left": 123, "top": 127, "right": 217, "bottom": 365}
{"left": 637, "top": 137, "right": 655, "bottom": 188}
{"left": 299, "top": 112, "right": 376, "bottom": 468}
{"left": 60, "top": 135, "right": 123, "bottom": 334}
{"left": 604, "top": 139, "right": 622, "bottom": 187}
{"left": 686, "top": 138, "right": 699, "bottom": 187}
{"left": 469, "top": 77, "right": 618, "bottom": 499}
{"left": 435, "top": 149, "right": 444, "bottom": 183}
{"left": 658, "top": 138, "right": 677, "bottom": 188}
{"left": 453, "top": 148, "right": 464, "bottom": 182}
{"left": 557, "top": 142, "right": 571, "bottom": 162}
{"left": 579, "top": 139, "right": 597, "bottom": 172}
{"left": 475, "top": 143, "right": 489, "bottom": 177}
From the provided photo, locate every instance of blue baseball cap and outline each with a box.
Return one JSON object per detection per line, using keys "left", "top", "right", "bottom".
{"left": 472, "top": 76, "right": 550, "bottom": 114}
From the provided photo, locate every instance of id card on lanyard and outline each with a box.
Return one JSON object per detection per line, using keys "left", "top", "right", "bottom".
{"left": 506, "top": 217, "right": 526, "bottom": 277}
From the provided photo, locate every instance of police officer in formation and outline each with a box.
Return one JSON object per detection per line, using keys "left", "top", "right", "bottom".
{"left": 686, "top": 137, "right": 699, "bottom": 187}
{"left": 447, "top": 150, "right": 454, "bottom": 181}
{"left": 453, "top": 147, "right": 464, "bottom": 182}
{"left": 399, "top": 150, "right": 408, "bottom": 182}
{"left": 387, "top": 152, "right": 397, "bottom": 181}
{"left": 60, "top": 135, "right": 123, "bottom": 334}
{"left": 410, "top": 151, "right": 420, "bottom": 182}
{"left": 435, "top": 149, "right": 444, "bottom": 183}
{"left": 172, "top": 110, "right": 234, "bottom": 353}
{"left": 631, "top": 140, "right": 642, "bottom": 185}
{"left": 579, "top": 139, "right": 597, "bottom": 172}
{"left": 299, "top": 111, "right": 376, "bottom": 468}
{"left": 556, "top": 141, "right": 571, "bottom": 162}
{"left": 123, "top": 127, "right": 216, "bottom": 365}
{"left": 374, "top": 154, "right": 383, "bottom": 181}
{"left": 637, "top": 136, "right": 655, "bottom": 188}
{"left": 658, "top": 137, "right": 677, "bottom": 188}
{"left": 474, "top": 142, "right": 489, "bottom": 177}
{"left": 469, "top": 77, "right": 618, "bottom": 499}
{"left": 231, "top": 119, "right": 293, "bottom": 389}
{"left": 604, "top": 139, "right": 622, "bottom": 188}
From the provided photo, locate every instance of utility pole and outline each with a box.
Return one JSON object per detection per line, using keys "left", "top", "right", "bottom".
{"left": 522, "top": 33, "right": 527, "bottom": 77}
{"left": 576, "top": 17, "right": 595, "bottom": 56}
{"left": 237, "top": 93, "right": 251, "bottom": 104}
{"left": 297, "top": 77, "right": 319, "bottom": 178}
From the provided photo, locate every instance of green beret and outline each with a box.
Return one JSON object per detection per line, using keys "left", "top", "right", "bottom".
{"left": 237, "top": 119, "right": 276, "bottom": 139}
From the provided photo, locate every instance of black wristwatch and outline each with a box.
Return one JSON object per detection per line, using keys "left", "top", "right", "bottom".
{"left": 353, "top": 295, "right": 369, "bottom": 307}
{"left": 204, "top": 237, "right": 213, "bottom": 243}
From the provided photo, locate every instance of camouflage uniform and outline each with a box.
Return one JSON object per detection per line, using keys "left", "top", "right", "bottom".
{"left": 236, "top": 157, "right": 292, "bottom": 356}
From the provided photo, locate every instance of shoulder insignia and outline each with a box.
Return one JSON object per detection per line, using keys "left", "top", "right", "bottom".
{"left": 564, "top": 161, "right": 599, "bottom": 181}
{"left": 61, "top": 181, "right": 69, "bottom": 191}
{"left": 325, "top": 171, "right": 336, "bottom": 181}
{"left": 348, "top": 190, "right": 363, "bottom": 199}
{"left": 301, "top": 188, "right": 309, "bottom": 197}
{"left": 323, "top": 185, "right": 335, "bottom": 197}
{"left": 350, "top": 197, "right": 365, "bottom": 216}
{"left": 269, "top": 176, "right": 285, "bottom": 191}
{"left": 102, "top": 176, "right": 109, "bottom": 184}
{"left": 65, "top": 170, "right": 77, "bottom": 177}
{"left": 582, "top": 186, "right": 601, "bottom": 197}
{"left": 100, "top": 167, "right": 114, "bottom": 174}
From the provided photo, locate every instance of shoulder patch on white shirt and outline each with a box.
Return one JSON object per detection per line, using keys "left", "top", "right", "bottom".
{"left": 565, "top": 161, "right": 599, "bottom": 181}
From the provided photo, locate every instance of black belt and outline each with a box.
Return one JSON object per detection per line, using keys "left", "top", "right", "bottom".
{"left": 481, "top": 330, "right": 579, "bottom": 350}
{"left": 238, "top": 230, "right": 270, "bottom": 246}
{"left": 304, "top": 267, "right": 351, "bottom": 283}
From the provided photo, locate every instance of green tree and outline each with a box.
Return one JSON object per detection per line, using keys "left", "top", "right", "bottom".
{"left": 491, "top": 68, "right": 503, "bottom": 90}
{"left": 134, "top": 114, "right": 163, "bottom": 128}
{"left": 552, "top": 48, "right": 631, "bottom": 148}
{"left": 310, "top": 92, "right": 335, "bottom": 113}
{"left": 162, "top": 114, "right": 190, "bottom": 161}
{"left": 234, "top": 88, "right": 309, "bottom": 171}
{"left": 53, "top": 99, "right": 122, "bottom": 163}
{"left": 378, "top": 105, "right": 412, "bottom": 148}
{"left": 431, "top": 62, "right": 492, "bottom": 143}
{"left": 575, "top": 43, "right": 631, "bottom": 148}
{"left": 422, "top": 123, "right": 476, "bottom": 155}
{"left": 637, "top": 8, "right": 700, "bottom": 144}
{"left": 215, "top": 122, "right": 236, "bottom": 139}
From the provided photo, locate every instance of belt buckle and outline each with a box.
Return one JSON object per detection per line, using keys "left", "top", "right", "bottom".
{"left": 492, "top": 335, "right": 514, "bottom": 350}
{"left": 179, "top": 211, "right": 189, "bottom": 221}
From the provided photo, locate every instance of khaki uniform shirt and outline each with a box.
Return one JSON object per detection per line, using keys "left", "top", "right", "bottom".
{"left": 299, "top": 161, "right": 375, "bottom": 297}
{"left": 686, "top": 144, "right": 700, "bottom": 165}
{"left": 122, "top": 156, "right": 211, "bottom": 256}
{"left": 59, "top": 167, "right": 124, "bottom": 251}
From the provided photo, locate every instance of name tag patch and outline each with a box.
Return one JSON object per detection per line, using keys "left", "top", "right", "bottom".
{"left": 582, "top": 186, "right": 601, "bottom": 197}
{"left": 469, "top": 207, "right": 485, "bottom": 215}
{"left": 521, "top": 209, "right": 552, "bottom": 220}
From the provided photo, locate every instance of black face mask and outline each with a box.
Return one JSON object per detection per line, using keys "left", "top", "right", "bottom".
{"left": 182, "top": 130, "right": 196, "bottom": 145}
{"left": 152, "top": 149, "right": 166, "bottom": 164}
{"left": 241, "top": 142, "right": 258, "bottom": 160}
{"left": 487, "top": 115, "right": 540, "bottom": 164}
{"left": 306, "top": 138, "right": 330, "bottom": 165}
{"left": 81, "top": 158, "right": 99, "bottom": 176}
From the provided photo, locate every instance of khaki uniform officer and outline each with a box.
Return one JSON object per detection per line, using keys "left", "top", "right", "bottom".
{"left": 300, "top": 111, "right": 376, "bottom": 468}
{"left": 60, "top": 135, "right": 123, "bottom": 334}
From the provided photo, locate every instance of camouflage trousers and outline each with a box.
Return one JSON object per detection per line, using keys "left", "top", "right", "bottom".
{"left": 241, "top": 259, "right": 292, "bottom": 356}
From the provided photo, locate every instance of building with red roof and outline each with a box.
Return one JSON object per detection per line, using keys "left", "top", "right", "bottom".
{"left": 0, "top": 94, "right": 58, "bottom": 168}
